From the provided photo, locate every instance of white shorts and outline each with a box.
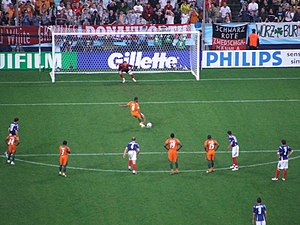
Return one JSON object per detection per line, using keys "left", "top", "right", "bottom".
{"left": 128, "top": 150, "right": 137, "bottom": 161}
{"left": 277, "top": 160, "right": 288, "bottom": 169}
{"left": 232, "top": 145, "right": 239, "bottom": 158}
{"left": 256, "top": 221, "right": 266, "bottom": 225}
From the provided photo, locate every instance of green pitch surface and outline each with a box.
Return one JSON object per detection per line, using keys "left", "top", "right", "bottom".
{"left": 0, "top": 68, "right": 299, "bottom": 225}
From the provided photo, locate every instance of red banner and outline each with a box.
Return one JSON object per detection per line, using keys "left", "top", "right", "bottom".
{"left": 0, "top": 26, "right": 53, "bottom": 46}
{"left": 0, "top": 24, "right": 191, "bottom": 46}
{"left": 82, "top": 24, "right": 192, "bottom": 33}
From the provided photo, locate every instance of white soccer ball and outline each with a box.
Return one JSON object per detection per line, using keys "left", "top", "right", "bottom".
{"left": 146, "top": 122, "right": 152, "bottom": 128}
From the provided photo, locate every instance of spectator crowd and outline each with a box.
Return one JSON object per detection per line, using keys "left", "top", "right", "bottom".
{"left": 206, "top": 0, "right": 299, "bottom": 23}
{"left": 0, "top": 0, "right": 299, "bottom": 26}
{"left": 237, "top": 0, "right": 300, "bottom": 22}
{"left": 0, "top": 0, "right": 203, "bottom": 26}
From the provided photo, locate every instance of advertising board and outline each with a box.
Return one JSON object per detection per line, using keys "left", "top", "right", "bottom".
{"left": 202, "top": 50, "right": 300, "bottom": 68}
{"left": 0, "top": 51, "right": 190, "bottom": 70}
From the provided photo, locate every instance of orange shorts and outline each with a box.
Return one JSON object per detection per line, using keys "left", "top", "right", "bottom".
{"left": 168, "top": 150, "right": 178, "bottom": 162}
{"left": 8, "top": 145, "right": 16, "bottom": 154}
{"left": 60, "top": 156, "right": 69, "bottom": 166}
{"left": 206, "top": 150, "right": 215, "bottom": 161}
{"left": 131, "top": 112, "right": 142, "bottom": 120}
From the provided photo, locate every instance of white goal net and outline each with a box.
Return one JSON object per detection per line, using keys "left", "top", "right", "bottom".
{"left": 50, "top": 27, "right": 200, "bottom": 82}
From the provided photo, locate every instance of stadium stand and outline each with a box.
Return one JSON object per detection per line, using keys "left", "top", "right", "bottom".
{"left": 0, "top": 0, "right": 299, "bottom": 26}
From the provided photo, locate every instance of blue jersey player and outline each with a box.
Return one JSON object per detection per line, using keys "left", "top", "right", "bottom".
{"left": 272, "top": 139, "right": 293, "bottom": 181}
{"left": 252, "top": 197, "right": 267, "bottom": 225}
{"left": 123, "top": 137, "right": 140, "bottom": 174}
{"left": 227, "top": 131, "right": 239, "bottom": 171}
{"left": 5, "top": 118, "right": 19, "bottom": 158}
{"left": 8, "top": 117, "right": 19, "bottom": 135}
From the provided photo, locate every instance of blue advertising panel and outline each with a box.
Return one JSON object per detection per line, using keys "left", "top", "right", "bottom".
{"left": 77, "top": 50, "right": 191, "bottom": 70}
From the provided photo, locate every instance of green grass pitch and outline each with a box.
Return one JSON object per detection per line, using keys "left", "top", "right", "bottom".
{"left": 0, "top": 68, "right": 299, "bottom": 225}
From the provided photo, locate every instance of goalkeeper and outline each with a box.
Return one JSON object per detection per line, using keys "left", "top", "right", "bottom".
{"left": 116, "top": 61, "right": 137, "bottom": 83}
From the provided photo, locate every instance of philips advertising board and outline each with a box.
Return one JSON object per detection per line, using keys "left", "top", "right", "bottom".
{"left": 202, "top": 50, "right": 300, "bottom": 68}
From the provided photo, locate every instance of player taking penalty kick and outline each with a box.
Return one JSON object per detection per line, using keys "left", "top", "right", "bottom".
{"left": 119, "top": 97, "right": 146, "bottom": 128}
{"left": 116, "top": 61, "right": 136, "bottom": 83}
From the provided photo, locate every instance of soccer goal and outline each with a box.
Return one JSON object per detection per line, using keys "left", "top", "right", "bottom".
{"left": 50, "top": 27, "right": 200, "bottom": 83}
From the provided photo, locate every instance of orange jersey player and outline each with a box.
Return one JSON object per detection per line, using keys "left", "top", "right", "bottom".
{"left": 59, "top": 140, "right": 71, "bottom": 177}
{"left": 116, "top": 61, "right": 136, "bottom": 83}
{"left": 164, "top": 133, "right": 183, "bottom": 175}
{"left": 5, "top": 134, "right": 20, "bottom": 165}
{"left": 119, "top": 97, "right": 146, "bottom": 128}
{"left": 204, "top": 135, "right": 219, "bottom": 173}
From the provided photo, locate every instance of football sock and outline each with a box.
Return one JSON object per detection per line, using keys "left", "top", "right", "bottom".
{"left": 175, "top": 162, "right": 178, "bottom": 169}
{"left": 7, "top": 153, "right": 11, "bottom": 160}
{"left": 11, "top": 154, "right": 15, "bottom": 162}
{"left": 133, "top": 164, "right": 136, "bottom": 171}
{"left": 276, "top": 169, "right": 280, "bottom": 178}
{"left": 59, "top": 165, "right": 62, "bottom": 172}
{"left": 128, "top": 160, "right": 132, "bottom": 167}
{"left": 283, "top": 170, "right": 287, "bottom": 178}
{"left": 233, "top": 157, "right": 238, "bottom": 166}
{"left": 119, "top": 74, "right": 124, "bottom": 79}
{"left": 208, "top": 161, "right": 211, "bottom": 169}
{"left": 130, "top": 75, "right": 135, "bottom": 79}
{"left": 63, "top": 166, "right": 67, "bottom": 173}
{"left": 211, "top": 160, "right": 214, "bottom": 168}
{"left": 170, "top": 163, "right": 173, "bottom": 170}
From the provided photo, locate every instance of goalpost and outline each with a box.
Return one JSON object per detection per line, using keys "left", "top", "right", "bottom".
{"left": 50, "top": 28, "right": 200, "bottom": 83}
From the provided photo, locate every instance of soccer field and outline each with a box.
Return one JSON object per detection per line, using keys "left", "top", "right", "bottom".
{"left": 0, "top": 68, "right": 299, "bottom": 225}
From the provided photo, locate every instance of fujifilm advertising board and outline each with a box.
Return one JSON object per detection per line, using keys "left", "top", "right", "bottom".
{"left": 0, "top": 52, "right": 62, "bottom": 70}
{"left": 202, "top": 50, "right": 300, "bottom": 68}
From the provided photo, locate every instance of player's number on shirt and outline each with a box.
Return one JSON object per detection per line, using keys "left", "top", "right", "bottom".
{"left": 130, "top": 143, "right": 135, "bottom": 150}
{"left": 131, "top": 104, "right": 135, "bottom": 112}
{"left": 209, "top": 143, "right": 215, "bottom": 149}
{"left": 258, "top": 207, "right": 262, "bottom": 215}
{"left": 169, "top": 140, "right": 175, "bottom": 149}
{"left": 7, "top": 138, "right": 15, "bottom": 145}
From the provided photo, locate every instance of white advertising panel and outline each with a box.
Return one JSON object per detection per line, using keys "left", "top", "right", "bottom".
{"left": 202, "top": 50, "right": 300, "bottom": 68}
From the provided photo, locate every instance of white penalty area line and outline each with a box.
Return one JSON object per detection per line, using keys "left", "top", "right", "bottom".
{"left": 1, "top": 99, "right": 300, "bottom": 107}
{"left": 2, "top": 155, "right": 300, "bottom": 173}
{"left": 15, "top": 150, "right": 300, "bottom": 157}
{"left": 0, "top": 77, "right": 300, "bottom": 84}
